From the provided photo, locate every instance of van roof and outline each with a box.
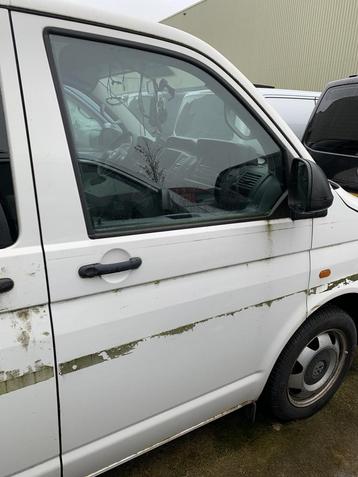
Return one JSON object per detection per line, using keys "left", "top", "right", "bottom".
{"left": 2, "top": 1, "right": 265, "bottom": 99}
{"left": 1, "top": 0, "right": 205, "bottom": 51}
{"left": 2, "top": 1, "right": 246, "bottom": 82}
{"left": 0, "top": 0, "right": 311, "bottom": 156}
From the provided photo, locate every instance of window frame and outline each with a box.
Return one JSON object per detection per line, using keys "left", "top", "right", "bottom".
{"left": 44, "top": 27, "right": 291, "bottom": 239}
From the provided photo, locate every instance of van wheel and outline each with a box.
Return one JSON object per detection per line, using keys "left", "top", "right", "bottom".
{"left": 267, "top": 305, "right": 356, "bottom": 421}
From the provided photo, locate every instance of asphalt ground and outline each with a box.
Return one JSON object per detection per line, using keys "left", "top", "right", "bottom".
{"left": 105, "top": 353, "right": 358, "bottom": 477}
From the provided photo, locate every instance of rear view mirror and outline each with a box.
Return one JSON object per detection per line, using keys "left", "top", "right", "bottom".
{"left": 288, "top": 158, "right": 333, "bottom": 219}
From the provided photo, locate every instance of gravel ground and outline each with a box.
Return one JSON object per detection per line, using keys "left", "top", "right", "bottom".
{"left": 105, "top": 354, "right": 358, "bottom": 477}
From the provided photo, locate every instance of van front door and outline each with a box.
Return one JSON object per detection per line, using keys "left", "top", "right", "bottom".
{"left": 13, "top": 12, "right": 311, "bottom": 477}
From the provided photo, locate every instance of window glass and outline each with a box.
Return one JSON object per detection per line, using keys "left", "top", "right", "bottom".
{"left": 48, "top": 34, "right": 286, "bottom": 236}
{"left": 65, "top": 91, "right": 102, "bottom": 151}
{"left": 0, "top": 93, "right": 17, "bottom": 247}
{"left": 305, "top": 84, "right": 358, "bottom": 155}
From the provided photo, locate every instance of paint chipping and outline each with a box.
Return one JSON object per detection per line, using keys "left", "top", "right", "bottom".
{"left": 155, "top": 323, "right": 196, "bottom": 337}
{"left": 309, "top": 273, "right": 358, "bottom": 295}
{"left": 59, "top": 340, "right": 143, "bottom": 375}
{"left": 59, "top": 290, "right": 302, "bottom": 376}
{"left": 0, "top": 364, "right": 54, "bottom": 396}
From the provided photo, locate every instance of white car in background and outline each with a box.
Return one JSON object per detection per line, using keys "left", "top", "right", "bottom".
{"left": 172, "top": 87, "right": 320, "bottom": 144}
{"left": 257, "top": 87, "right": 321, "bottom": 139}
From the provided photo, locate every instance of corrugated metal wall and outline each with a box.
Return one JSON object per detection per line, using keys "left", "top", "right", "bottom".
{"left": 164, "top": 0, "right": 358, "bottom": 91}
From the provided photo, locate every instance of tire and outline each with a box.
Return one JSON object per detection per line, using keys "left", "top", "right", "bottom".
{"left": 266, "top": 305, "right": 357, "bottom": 421}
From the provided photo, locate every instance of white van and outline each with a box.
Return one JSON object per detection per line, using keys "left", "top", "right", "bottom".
{"left": 0, "top": 2, "right": 357, "bottom": 477}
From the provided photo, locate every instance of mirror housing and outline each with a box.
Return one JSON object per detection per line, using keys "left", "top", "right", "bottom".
{"left": 288, "top": 158, "right": 333, "bottom": 219}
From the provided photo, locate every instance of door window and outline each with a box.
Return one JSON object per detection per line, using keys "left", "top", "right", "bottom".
{"left": 0, "top": 93, "right": 17, "bottom": 247}
{"left": 48, "top": 34, "right": 286, "bottom": 236}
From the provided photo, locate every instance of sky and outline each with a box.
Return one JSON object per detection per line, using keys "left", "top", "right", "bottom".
{"left": 98, "top": 0, "right": 202, "bottom": 22}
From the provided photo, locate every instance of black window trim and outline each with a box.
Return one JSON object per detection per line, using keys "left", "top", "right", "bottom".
{"left": 43, "top": 26, "right": 291, "bottom": 239}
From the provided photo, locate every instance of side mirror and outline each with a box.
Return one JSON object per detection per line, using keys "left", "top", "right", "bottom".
{"left": 288, "top": 158, "right": 333, "bottom": 219}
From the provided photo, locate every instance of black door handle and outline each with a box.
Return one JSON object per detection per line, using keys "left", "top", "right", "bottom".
{"left": 79, "top": 257, "right": 142, "bottom": 278}
{"left": 0, "top": 278, "right": 14, "bottom": 293}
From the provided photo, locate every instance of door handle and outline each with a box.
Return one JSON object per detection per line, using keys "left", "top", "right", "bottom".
{"left": 78, "top": 257, "right": 142, "bottom": 278}
{"left": 0, "top": 278, "right": 14, "bottom": 293}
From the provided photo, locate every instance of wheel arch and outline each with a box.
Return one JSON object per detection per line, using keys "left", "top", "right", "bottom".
{"left": 262, "top": 300, "right": 358, "bottom": 420}
{"left": 309, "top": 292, "right": 358, "bottom": 344}
{"left": 260, "top": 290, "right": 358, "bottom": 402}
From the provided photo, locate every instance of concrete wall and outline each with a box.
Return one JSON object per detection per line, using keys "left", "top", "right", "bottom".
{"left": 164, "top": 0, "right": 358, "bottom": 91}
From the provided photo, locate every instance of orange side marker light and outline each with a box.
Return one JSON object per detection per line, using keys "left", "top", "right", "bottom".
{"left": 319, "top": 269, "right": 331, "bottom": 279}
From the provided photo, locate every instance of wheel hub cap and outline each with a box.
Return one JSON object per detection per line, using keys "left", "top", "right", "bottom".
{"left": 287, "top": 329, "right": 347, "bottom": 407}
{"left": 305, "top": 350, "right": 331, "bottom": 385}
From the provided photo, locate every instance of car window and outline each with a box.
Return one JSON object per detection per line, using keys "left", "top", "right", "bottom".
{"left": 48, "top": 34, "right": 286, "bottom": 236}
{"left": 305, "top": 84, "right": 358, "bottom": 156}
{"left": 0, "top": 93, "right": 18, "bottom": 247}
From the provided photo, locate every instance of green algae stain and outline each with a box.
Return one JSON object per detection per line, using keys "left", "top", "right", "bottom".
{"left": 0, "top": 365, "right": 54, "bottom": 396}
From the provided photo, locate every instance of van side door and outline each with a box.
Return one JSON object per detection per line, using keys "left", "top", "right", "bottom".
{"left": 12, "top": 12, "right": 311, "bottom": 477}
{"left": 0, "top": 10, "right": 60, "bottom": 477}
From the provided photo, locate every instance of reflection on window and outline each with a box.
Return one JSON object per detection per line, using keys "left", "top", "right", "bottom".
{"left": 49, "top": 34, "right": 285, "bottom": 235}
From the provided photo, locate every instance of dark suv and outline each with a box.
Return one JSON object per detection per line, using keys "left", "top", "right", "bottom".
{"left": 303, "top": 76, "right": 358, "bottom": 192}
